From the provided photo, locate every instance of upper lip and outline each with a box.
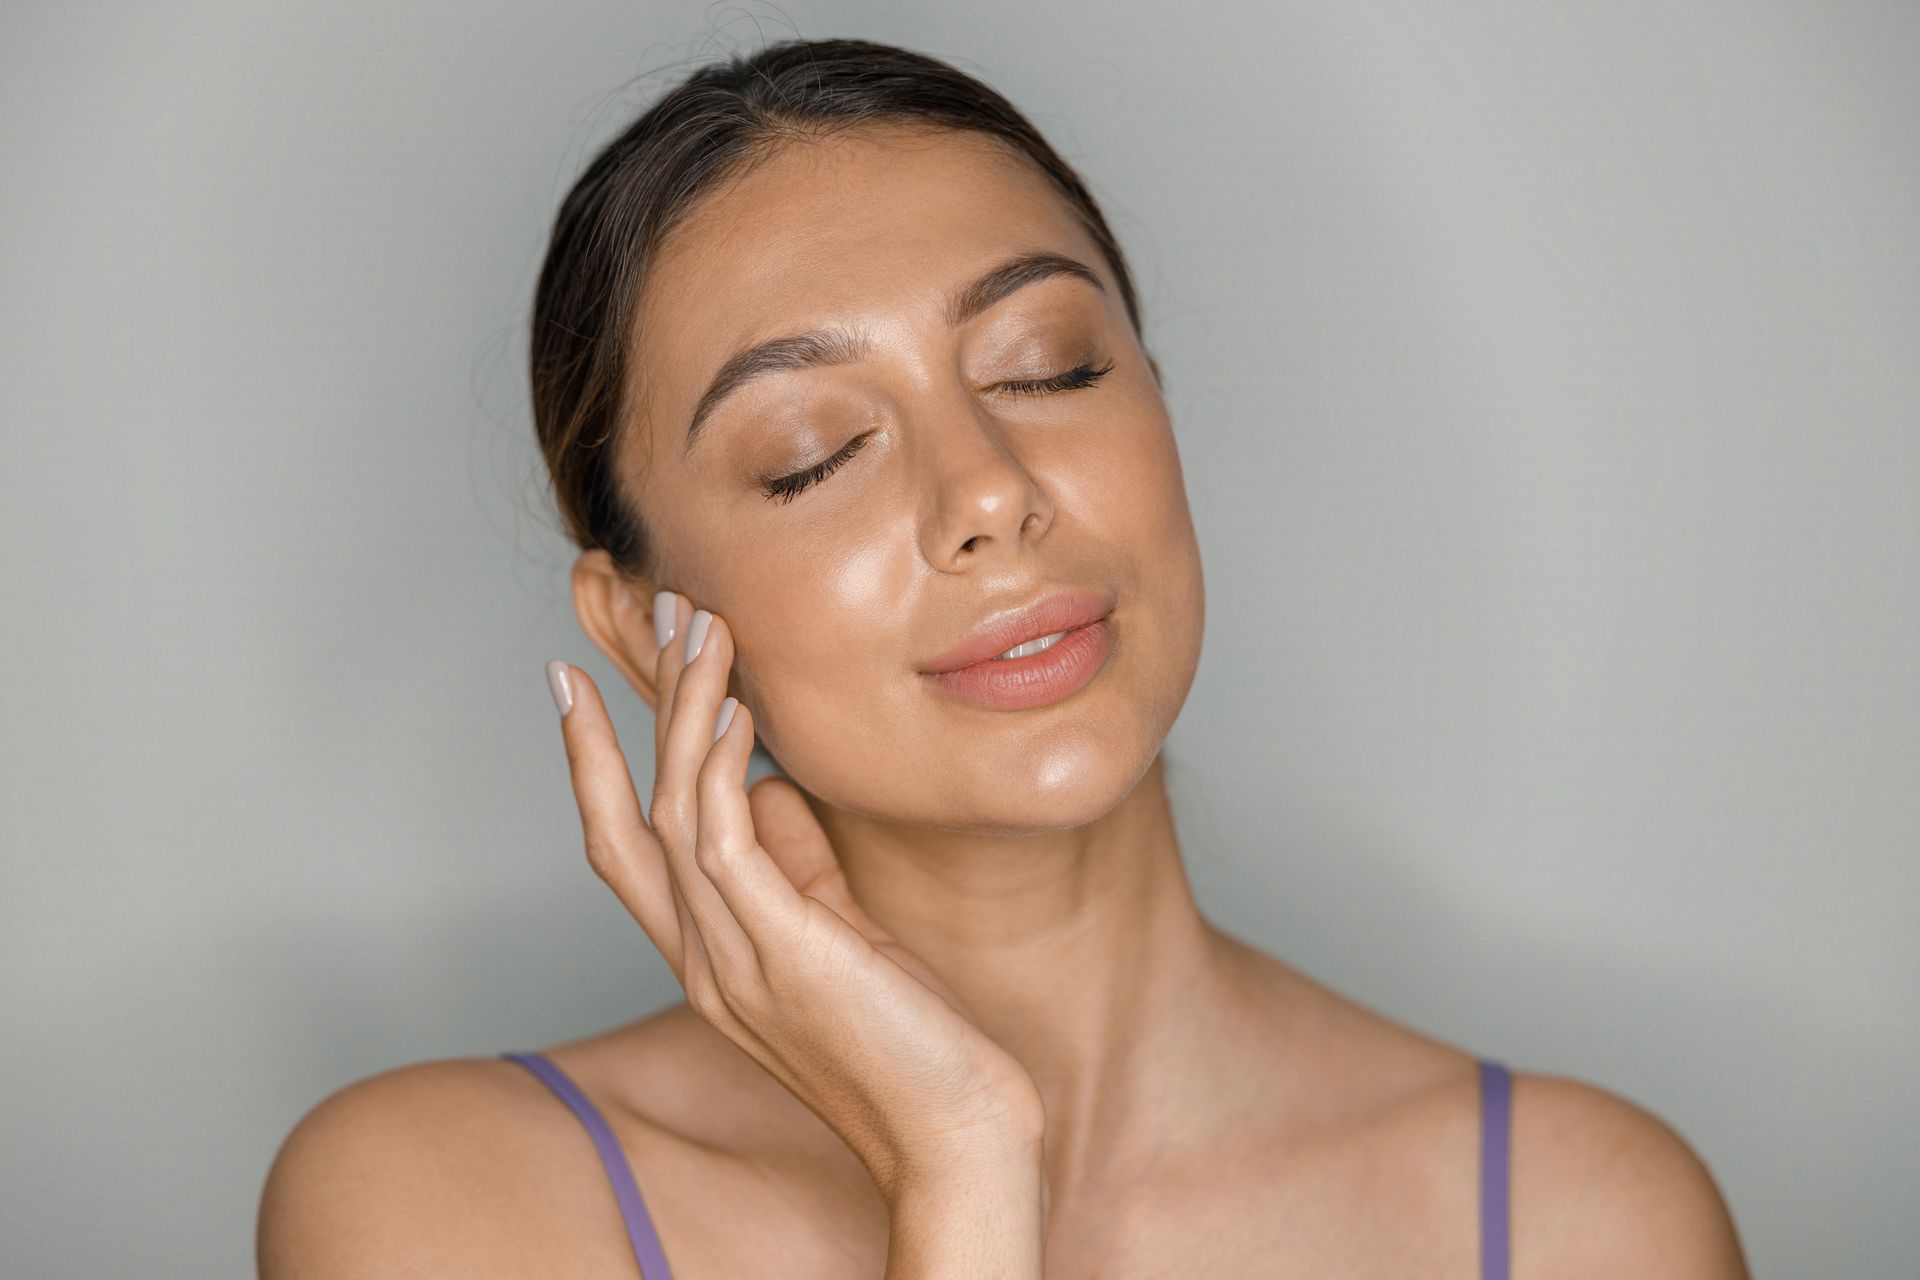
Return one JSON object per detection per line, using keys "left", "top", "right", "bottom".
{"left": 919, "top": 586, "right": 1116, "bottom": 674}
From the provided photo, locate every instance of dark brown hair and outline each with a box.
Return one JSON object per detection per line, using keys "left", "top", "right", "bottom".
{"left": 529, "top": 36, "right": 1156, "bottom": 580}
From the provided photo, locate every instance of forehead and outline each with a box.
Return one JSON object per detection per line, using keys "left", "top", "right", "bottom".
{"left": 629, "top": 126, "right": 1104, "bottom": 437}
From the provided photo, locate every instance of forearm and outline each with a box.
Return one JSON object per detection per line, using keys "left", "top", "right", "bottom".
{"left": 882, "top": 1149, "right": 1048, "bottom": 1280}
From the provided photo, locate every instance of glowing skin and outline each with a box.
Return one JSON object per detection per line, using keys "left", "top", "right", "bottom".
{"left": 546, "top": 124, "right": 1745, "bottom": 1278}
{"left": 562, "top": 114, "right": 1234, "bottom": 1226}
{"left": 250, "top": 123, "right": 1751, "bottom": 1280}
{"left": 616, "top": 129, "right": 1206, "bottom": 839}
{"left": 574, "top": 122, "right": 1222, "bottom": 1226}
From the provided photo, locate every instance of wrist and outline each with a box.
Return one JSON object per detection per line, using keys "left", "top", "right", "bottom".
{"left": 882, "top": 1151, "right": 1047, "bottom": 1280}
{"left": 874, "top": 1127, "right": 1045, "bottom": 1210}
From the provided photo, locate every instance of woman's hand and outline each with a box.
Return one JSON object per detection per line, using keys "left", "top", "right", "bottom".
{"left": 545, "top": 592, "right": 1045, "bottom": 1202}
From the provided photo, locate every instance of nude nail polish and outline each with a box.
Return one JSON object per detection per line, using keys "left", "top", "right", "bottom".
{"left": 545, "top": 660, "right": 573, "bottom": 716}
{"left": 684, "top": 609, "right": 712, "bottom": 663}
{"left": 713, "top": 696, "right": 737, "bottom": 741}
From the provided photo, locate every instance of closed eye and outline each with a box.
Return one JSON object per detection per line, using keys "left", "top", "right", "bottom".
{"left": 758, "top": 358, "right": 1117, "bottom": 504}
{"left": 997, "top": 358, "right": 1116, "bottom": 397}
{"left": 760, "top": 432, "right": 873, "bottom": 504}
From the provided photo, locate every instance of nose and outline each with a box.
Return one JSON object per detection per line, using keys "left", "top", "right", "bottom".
{"left": 916, "top": 405, "right": 1055, "bottom": 572}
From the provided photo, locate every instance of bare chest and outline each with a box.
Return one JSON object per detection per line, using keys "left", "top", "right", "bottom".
{"left": 623, "top": 1134, "right": 1483, "bottom": 1280}
{"left": 1041, "top": 1160, "right": 1483, "bottom": 1280}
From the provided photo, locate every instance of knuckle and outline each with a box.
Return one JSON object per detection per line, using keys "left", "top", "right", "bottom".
{"left": 685, "top": 952, "right": 762, "bottom": 1025}
{"left": 721, "top": 969, "right": 766, "bottom": 1022}
{"left": 684, "top": 969, "right": 725, "bottom": 1022}
{"left": 581, "top": 835, "right": 620, "bottom": 883}
{"left": 754, "top": 947, "right": 794, "bottom": 1006}
{"left": 712, "top": 963, "right": 760, "bottom": 1021}
{"left": 648, "top": 793, "right": 686, "bottom": 836}
{"left": 692, "top": 837, "right": 731, "bottom": 879}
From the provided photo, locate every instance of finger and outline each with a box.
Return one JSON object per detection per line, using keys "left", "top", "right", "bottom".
{"left": 662, "top": 829, "right": 716, "bottom": 991}
{"left": 696, "top": 696, "right": 814, "bottom": 952}
{"left": 748, "top": 776, "right": 844, "bottom": 897}
{"left": 637, "top": 591, "right": 714, "bottom": 980}
{"left": 748, "top": 776, "right": 885, "bottom": 937}
{"left": 649, "top": 589, "right": 693, "bottom": 774}
{"left": 651, "top": 606, "right": 758, "bottom": 976}
{"left": 548, "top": 660, "right": 682, "bottom": 969}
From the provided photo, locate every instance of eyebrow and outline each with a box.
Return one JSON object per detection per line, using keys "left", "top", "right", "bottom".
{"left": 680, "top": 249, "right": 1107, "bottom": 459}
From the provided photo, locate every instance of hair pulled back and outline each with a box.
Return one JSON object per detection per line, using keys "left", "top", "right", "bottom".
{"left": 529, "top": 37, "right": 1152, "bottom": 580}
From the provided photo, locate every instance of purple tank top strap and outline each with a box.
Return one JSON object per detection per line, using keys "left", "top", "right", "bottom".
{"left": 1477, "top": 1058, "right": 1512, "bottom": 1280}
{"left": 503, "top": 1051, "right": 675, "bottom": 1280}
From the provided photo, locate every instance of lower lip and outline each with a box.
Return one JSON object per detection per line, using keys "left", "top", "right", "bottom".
{"left": 924, "top": 615, "right": 1114, "bottom": 710}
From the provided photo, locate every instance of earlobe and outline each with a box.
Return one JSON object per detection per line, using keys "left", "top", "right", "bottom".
{"left": 569, "top": 549, "right": 662, "bottom": 710}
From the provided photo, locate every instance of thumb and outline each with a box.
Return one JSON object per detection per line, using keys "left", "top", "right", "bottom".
{"left": 747, "top": 776, "right": 873, "bottom": 926}
{"left": 747, "top": 776, "right": 837, "bottom": 889}
{"left": 747, "top": 777, "right": 976, "bottom": 1018}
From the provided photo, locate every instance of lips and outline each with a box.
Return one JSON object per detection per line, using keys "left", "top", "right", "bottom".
{"left": 919, "top": 586, "right": 1116, "bottom": 674}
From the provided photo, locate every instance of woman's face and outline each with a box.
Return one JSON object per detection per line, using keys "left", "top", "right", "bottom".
{"left": 618, "top": 123, "right": 1205, "bottom": 834}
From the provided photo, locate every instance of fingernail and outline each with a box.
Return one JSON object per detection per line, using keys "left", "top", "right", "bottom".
{"left": 712, "top": 696, "right": 738, "bottom": 741}
{"left": 545, "top": 660, "right": 573, "bottom": 717}
{"left": 653, "top": 590, "right": 678, "bottom": 650}
{"left": 684, "top": 609, "right": 712, "bottom": 663}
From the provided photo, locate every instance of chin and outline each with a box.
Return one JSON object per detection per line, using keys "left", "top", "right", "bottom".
{"left": 925, "top": 733, "right": 1161, "bottom": 835}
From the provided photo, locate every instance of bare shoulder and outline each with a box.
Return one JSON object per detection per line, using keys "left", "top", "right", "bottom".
{"left": 256, "top": 1047, "right": 657, "bottom": 1279}
{"left": 1223, "top": 944, "right": 1749, "bottom": 1276}
{"left": 1507, "top": 1071, "right": 1750, "bottom": 1279}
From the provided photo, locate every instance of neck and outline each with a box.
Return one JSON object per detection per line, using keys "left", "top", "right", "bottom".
{"left": 815, "top": 752, "right": 1250, "bottom": 1200}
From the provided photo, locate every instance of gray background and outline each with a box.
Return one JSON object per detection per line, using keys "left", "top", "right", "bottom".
{"left": 3, "top": 2, "right": 1914, "bottom": 1275}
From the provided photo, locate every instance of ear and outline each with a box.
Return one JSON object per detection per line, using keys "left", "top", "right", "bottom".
{"left": 570, "top": 548, "right": 667, "bottom": 713}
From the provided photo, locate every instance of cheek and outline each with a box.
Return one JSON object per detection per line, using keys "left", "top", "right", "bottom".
{"left": 722, "top": 535, "right": 920, "bottom": 750}
{"left": 731, "top": 646, "right": 939, "bottom": 820}
{"left": 707, "top": 397, "right": 1200, "bottom": 795}
{"left": 1080, "top": 413, "right": 1205, "bottom": 691}
{"left": 816, "top": 533, "right": 904, "bottom": 636}
{"left": 1075, "top": 409, "right": 1193, "bottom": 546}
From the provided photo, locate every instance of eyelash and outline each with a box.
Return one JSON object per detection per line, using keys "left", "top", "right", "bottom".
{"left": 758, "top": 359, "right": 1118, "bottom": 504}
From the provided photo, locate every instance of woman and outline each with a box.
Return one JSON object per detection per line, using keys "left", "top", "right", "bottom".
{"left": 259, "top": 37, "right": 1749, "bottom": 1278}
